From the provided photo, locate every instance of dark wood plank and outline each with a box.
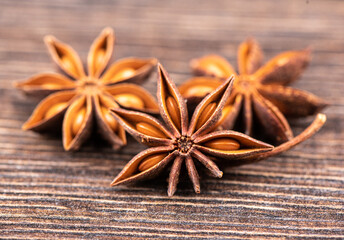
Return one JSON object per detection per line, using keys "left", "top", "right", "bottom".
{"left": 0, "top": 0, "right": 343, "bottom": 239}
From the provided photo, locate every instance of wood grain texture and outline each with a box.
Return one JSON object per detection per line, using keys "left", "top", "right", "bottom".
{"left": 0, "top": 0, "right": 343, "bottom": 239}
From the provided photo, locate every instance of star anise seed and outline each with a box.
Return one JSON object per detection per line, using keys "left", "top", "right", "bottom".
{"left": 16, "top": 27, "right": 159, "bottom": 151}
{"left": 179, "top": 38, "right": 328, "bottom": 144}
{"left": 110, "top": 63, "right": 275, "bottom": 196}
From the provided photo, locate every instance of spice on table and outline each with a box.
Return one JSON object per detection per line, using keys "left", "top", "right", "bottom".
{"left": 111, "top": 64, "right": 326, "bottom": 196}
{"left": 15, "top": 27, "right": 159, "bottom": 151}
{"left": 110, "top": 63, "right": 276, "bottom": 196}
{"left": 179, "top": 38, "right": 328, "bottom": 144}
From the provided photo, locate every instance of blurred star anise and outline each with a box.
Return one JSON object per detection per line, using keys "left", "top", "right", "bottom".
{"left": 110, "top": 64, "right": 274, "bottom": 196}
{"left": 179, "top": 38, "right": 328, "bottom": 144}
{"left": 16, "top": 27, "right": 159, "bottom": 151}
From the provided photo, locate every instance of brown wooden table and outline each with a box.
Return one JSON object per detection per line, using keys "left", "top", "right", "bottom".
{"left": 1, "top": 0, "right": 343, "bottom": 239}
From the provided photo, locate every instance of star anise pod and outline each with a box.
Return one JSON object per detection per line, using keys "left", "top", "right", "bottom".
{"left": 16, "top": 28, "right": 159, "bottom": 151}
{"left": 179, "top": 38, "right": 328, "bottom": 144}
{"left": 110, "top": 64, "right": 276, "bottom": 196}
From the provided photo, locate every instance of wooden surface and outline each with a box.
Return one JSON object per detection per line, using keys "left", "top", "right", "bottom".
{"left": 0, "top": 0, "right": 343, "bottom": 239}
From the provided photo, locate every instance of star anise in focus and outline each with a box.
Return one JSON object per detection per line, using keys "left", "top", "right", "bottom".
{"left": 16, "top": 28, "right": 159, "bottom": 151}
{"left": 179, "top": 38, "right": 328, "bottom": 144}
{"left": 110, "top": 64, "right": 275, "bottom": 196}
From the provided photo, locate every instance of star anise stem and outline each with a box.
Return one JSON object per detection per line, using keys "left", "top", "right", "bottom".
{"left": 256, "top": 113, "right": 326, "bottom": 160}
{"left": 235, "top": 113, "right": 326, "bottom": 166}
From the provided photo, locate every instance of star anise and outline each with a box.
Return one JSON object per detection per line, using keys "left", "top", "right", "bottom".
{"left": 16, "top": 28, "right": 159, "bottom": 151}
{"left": 179, "top": 38, "right": 328, "bottom": 144}
{"left": 110, "top": 64, "right": 276, "bottom": 196}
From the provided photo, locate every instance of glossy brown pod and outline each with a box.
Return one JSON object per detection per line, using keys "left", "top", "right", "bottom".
{"left": 16, "top": 27, "right": 159, "bottom": 151}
